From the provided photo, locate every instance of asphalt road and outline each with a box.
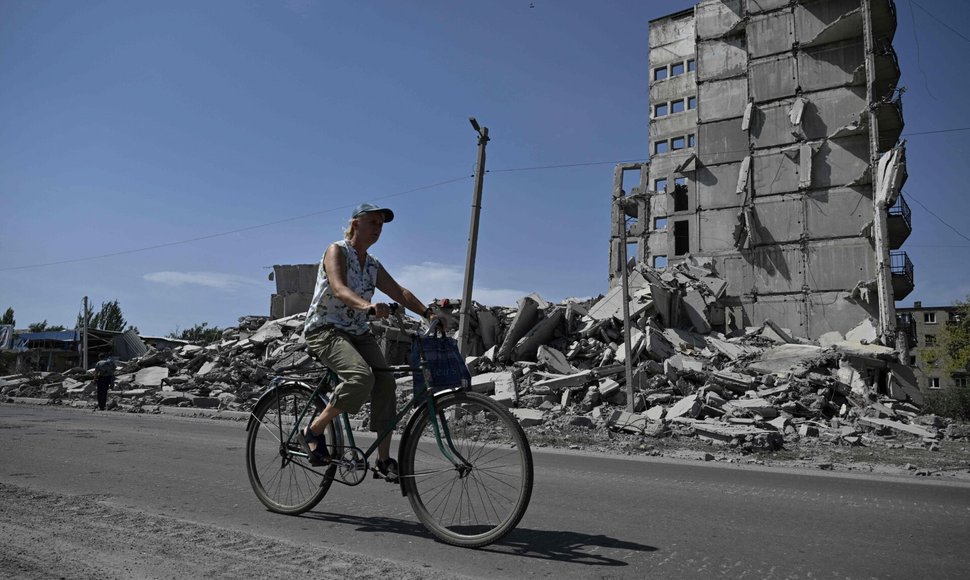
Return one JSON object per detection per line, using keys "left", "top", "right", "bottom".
{"left": 2, "top": 402, "right": 969, "bottom": 579}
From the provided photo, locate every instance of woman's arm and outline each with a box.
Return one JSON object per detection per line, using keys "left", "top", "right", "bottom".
{"left": 323, "top": 244, "right": 372, "bottom": 311}
{"left": 376, "top": 265, "right": 433, "bottom": 319}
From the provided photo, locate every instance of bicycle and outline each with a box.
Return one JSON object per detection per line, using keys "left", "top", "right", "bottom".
{"left": 244, "top": 314, "right": 534, "bottom": 548}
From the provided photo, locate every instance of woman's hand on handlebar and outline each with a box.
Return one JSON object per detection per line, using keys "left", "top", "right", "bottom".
{"left": 366, "top": 302, "right": 398, "bottom": 319}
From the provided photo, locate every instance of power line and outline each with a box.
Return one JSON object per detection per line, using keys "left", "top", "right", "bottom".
{"left": 907, "top": 0, "right": 937, "bottom": 99}
{"left": 0, "top": 175, "right": 473, "bottom": 272}
{"left": 903, "top": 190, "right": 970, "bottom": 244}
{"left": 488, "top": 158, "right": 646, "bottom": 173}
{"left": 7, "top": 128, "right": 970, "bottom": 272}
{"left": 910, "top": 0, "right": 970, "bottom": 45}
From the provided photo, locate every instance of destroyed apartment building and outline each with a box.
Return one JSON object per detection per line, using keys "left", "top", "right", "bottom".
{"left": 610, "top": 0, "right": 912, "bottom": 346}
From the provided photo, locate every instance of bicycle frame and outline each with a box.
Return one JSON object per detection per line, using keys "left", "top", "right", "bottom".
{"left": 258, "top": 366, "right": 472, "bottom": 483}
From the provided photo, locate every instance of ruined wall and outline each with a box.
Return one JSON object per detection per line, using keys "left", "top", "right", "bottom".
{"left": 612, "top": 0, "right": 906, "bottom": 340}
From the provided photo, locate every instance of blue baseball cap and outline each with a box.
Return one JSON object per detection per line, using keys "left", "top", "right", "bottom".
{"left": 351, "top": 203, "right": 394, "bottom": 223}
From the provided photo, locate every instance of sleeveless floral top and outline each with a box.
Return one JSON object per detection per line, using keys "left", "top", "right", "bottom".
{"left": 304, "top": 240, "right": 381, "bottom": 336}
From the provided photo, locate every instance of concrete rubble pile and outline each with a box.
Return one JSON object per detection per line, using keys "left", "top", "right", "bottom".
{"left": 2, "top": 262, "right": 967, "bottom": 457}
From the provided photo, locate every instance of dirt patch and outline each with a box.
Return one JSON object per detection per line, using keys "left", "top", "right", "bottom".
{"left": 0, "top": 482, "right": 466, "bottom": 580}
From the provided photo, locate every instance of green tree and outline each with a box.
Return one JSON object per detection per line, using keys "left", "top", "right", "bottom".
{"left": 28, "top": 320, "right": 49, "bottom": 332}
{"left": 1, "top": 307, "right": 14, "bottom": 326}
{"left": 26, "top": 320, "right": 65, "bottom": 332}
{"left": 168, "top": 322, "right": 223, "bottom": 345}
{"left": 76, "top": 300, "right": 137, "bottom": 333}
{"left": 934, "top": 297, "right": 970, "bottom": 376}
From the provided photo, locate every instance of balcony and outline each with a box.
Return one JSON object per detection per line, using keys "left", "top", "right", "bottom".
{"left": 887, "top": 194, "right": 912, "bottom": 249}
{"left": 896, "top": 311, "right": 917, "bottom": 347}
{"left": 891, "top": 250, "right": 914, "bottom": 300}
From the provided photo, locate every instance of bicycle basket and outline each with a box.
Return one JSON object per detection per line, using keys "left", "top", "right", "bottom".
{"left": 409, "top": 335, "right": 471, "bottom": 402}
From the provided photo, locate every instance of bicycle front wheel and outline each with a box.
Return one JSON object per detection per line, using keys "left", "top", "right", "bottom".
{"left": 401, "top": 391, "right": 533, "bottom": 548}
{"left": 245, "top": 384, "right": 336, "bottom": 515}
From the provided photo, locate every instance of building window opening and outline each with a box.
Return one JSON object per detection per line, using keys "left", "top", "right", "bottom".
{"left": 653, "top": 255, "right": 668, "bottom": 268}
{"left": 925, "top": 335, "right": 937, "bottom": 346}
{"left": 674, "top": 220, "right": 689, "bottom": 255}
{"left": 671, "top": 99, "right": 685, "bottom": 114}
{"left": 924, "top": 312, "right": 937, "bottom": 324}
{"left": 654, "top": 103, "right": 668, "bottom": 117}
{"left": 654, "top": 141, "right": 669, "bottom": 154}
{"left": 671, "top": 136, "right": 685, "bottom": 150}
{"left": 654, "top": 178, "right": 668, "bottom": 192}
{"left": 909, "top": 355, "right": 917, "bottom": 365}
{"left": 673, "top": 180, "right": 688, "bottom": 212}
{"left": 956, "top": 377, "right": 968, "bottom": 388}
{"left": 653, "top": 66, "right": 668, "bottom": 81}
{"left": 687, "top": 96, "right": 697, "bottom": 109}
{"left": 929, "top": 377, "right": 941, "bottom": 389}
{"left": 671, "top": 62, "right": 685, "bottom": 76}
{"left": 654, "top": 216, "right": 668, "bottom": 230}
{"left": 688, "top": 133, "right": 696, "bottom": 147}
{"left": 687, "top": 58, "right": 696, "bottom": 72}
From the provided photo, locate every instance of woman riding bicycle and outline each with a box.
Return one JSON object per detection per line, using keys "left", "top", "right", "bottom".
{"left": 300, "top": 202, "right": 438, "bottom": 482}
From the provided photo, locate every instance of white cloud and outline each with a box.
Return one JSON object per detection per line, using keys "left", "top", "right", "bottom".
{"left": 387, "top": 262, "right": 528, "bottom": 307}
{"left": 143, "top": 271, "right": 260, "bottom": 291}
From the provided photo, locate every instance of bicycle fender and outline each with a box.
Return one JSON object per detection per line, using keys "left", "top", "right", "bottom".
{"left": 245, "top": 381, "right": 328, "bottom": 432}
{"left": 396, "top": 387, "right": 464, "bottom": 497}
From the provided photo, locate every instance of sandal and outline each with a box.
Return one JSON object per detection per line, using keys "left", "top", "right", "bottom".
{"left": 300, "top": 425, "right": 331, "bottom": 466}
{"left": 375, "top": 458, "right": 399, "bottom": 483}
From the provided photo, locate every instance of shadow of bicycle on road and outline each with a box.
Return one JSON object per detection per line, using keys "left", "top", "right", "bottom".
{"left": 301, "top": 511, "right": 656, "bottom": 567}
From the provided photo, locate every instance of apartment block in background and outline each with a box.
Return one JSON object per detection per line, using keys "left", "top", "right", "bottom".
{"left": 610, "top": 0, "right": 912, "bottom": 341}
{"left": 897, "top": 302, "right": 969, "bottom": 392}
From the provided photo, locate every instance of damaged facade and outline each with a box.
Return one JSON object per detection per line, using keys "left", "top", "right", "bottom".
{"left": 610, "top": 0, "right": 912, "bottom": 343}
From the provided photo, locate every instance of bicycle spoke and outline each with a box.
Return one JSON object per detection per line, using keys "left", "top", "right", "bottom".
{"left": 402, "top": 392, "right": 533, "bottom": 547}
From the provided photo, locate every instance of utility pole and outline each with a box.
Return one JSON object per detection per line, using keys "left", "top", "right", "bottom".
{"left": 82, "top": 296, "right": 89, "bottom": 369}
{"left": 458, "top": 117, "right": 489, "bottom": 356}
{"left": 616, "top": 194, "right": 640, "bottom": 413}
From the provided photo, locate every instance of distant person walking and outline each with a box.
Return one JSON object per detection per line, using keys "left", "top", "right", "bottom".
{"left": 93, "top": 353, "right": 116, "bottom": 411}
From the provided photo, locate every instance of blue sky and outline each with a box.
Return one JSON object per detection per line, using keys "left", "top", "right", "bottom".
{"left": 2, "top": 0, "right": 969, "bottom": 336}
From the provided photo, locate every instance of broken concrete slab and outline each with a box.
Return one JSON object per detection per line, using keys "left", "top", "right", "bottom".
{"left": 510, "top": 408, "right": 544, "bottom": 427}
{"left": 683, "top": 289, "right": 712, "bottom": 334}
{"left": 514, "top": 308, "right": 566, "bottom": 361}
{"left": 608, "top": 410, "right": 649, "bottom": 434}
{"left": 858, "top": 416, "right": 938, "bottom": 439}
{"left": 249, "top": 320, "right": 285, "bottom": 344}
{"left": 537, "top": 345, "right": 575, "bottom": 375}
{"left": 134, "top": 366, "right": 169, "bottom": 387}
{"left": 532, "top": 370, "right": 594, "bottom": 391}
{"left": 888, "top": 362, "right": 923, "bottom": 405}
{"left": 845, "top": 318, "right": 878, "bottom": 344}
{"left": 497, "top": 295, "right": 542, "bottom": 362}
{"left": 746, "top": 344, "right": 822, "bottom": 375}
{"left": 819, "top": 331, "right": 844, "bottom": 348}
{"left": 668, "top": 394, "right": 702, "bottom": 419}
{"left": 760, "top": 319, "right": 796, "bottom": 344}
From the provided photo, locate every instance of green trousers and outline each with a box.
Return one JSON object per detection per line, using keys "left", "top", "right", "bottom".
{"left": 304, "top": 326, "right": 395, "bottom": 432}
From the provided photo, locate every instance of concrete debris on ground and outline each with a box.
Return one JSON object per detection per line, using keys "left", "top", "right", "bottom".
{"left": 2, "top": 264, "right": 966, "bottom": 463}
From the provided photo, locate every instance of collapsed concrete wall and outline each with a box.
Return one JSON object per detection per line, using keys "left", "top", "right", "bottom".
{"left": 615, "top": 0, "right": 911, "bottom": 341}
{"left": 269, "top": 264, "right": 317, "bottom": 319}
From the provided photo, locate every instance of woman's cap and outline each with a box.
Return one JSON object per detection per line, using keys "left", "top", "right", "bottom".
{"left": 351, "top": 203, "right": 394, "bottom": 223}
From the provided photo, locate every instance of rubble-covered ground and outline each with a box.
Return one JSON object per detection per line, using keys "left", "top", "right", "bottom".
{"left": 3, "top": 262, "right": 969, "bottom": 480}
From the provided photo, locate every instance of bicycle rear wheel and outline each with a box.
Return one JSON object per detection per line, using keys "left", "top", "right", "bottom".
{"left": 246, "top": 384, "right": 336, "bottom": 515}
{"left": 401, "top": 391, "right": 533, "bottom": 548}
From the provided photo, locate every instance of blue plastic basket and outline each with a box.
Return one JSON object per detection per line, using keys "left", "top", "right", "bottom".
{"left": 410, "top": 335, "right": 471, "bottom": 402}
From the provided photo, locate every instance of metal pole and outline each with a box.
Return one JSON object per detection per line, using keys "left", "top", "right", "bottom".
{"left": 618, "top": 197, "right": 635, "bottom": 413}
{"left": 458, "top": 118, "right": 489, "bottom": 356}
{"left": 82, "top": 296, "right": 89, "bottom": 369}
{"left": 862, "top": 0, "right": 896, "bottom": 345}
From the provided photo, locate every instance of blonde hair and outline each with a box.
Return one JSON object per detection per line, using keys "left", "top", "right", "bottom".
{"left": 343, "top": 218, "right": 355, "bottom": 240}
